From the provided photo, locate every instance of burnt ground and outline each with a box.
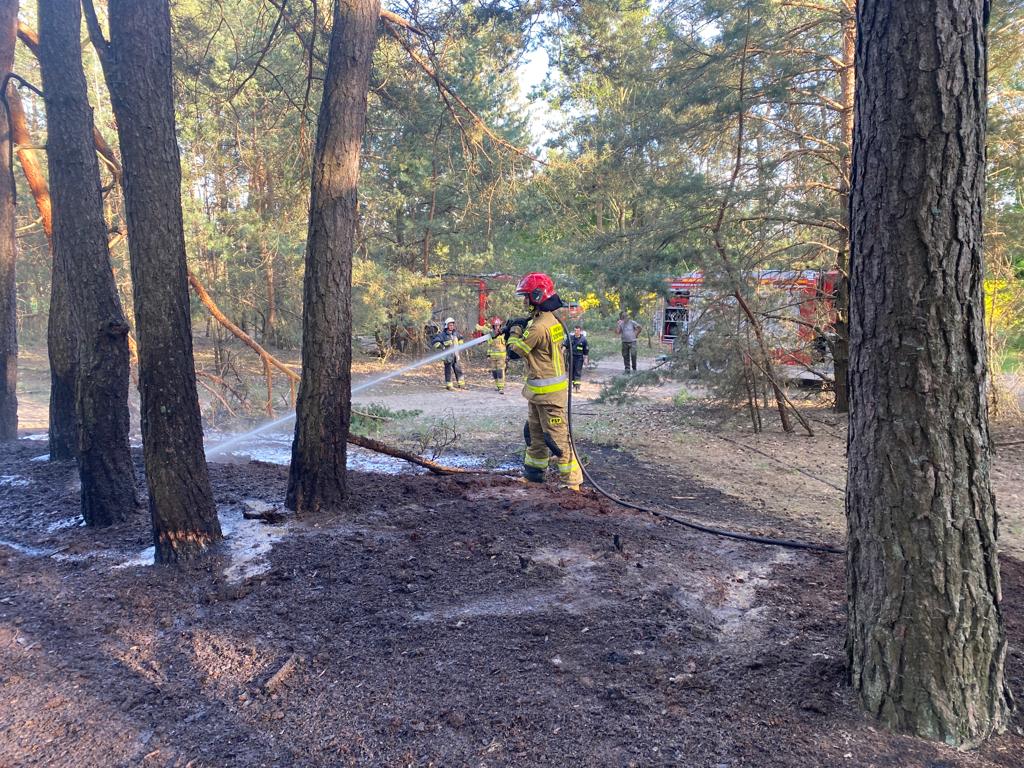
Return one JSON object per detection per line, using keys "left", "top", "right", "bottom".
{"left": 0, "top": 439, "right": 1022, "bottom": 768}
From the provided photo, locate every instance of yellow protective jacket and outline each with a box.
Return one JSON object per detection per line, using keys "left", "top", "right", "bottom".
{"left": 507, "top": 310, "right": 568, "bottom": 404}
{"left": 475, "top": 324, "right": 507, "bottom": 361}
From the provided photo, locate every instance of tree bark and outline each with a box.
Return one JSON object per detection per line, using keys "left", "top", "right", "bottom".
{"left": 39, "top": 0, "right": 136, "bottom": 524}
{"left": 88, "top": 0, "right": 222, "bottom": 560}
{"left": 286, "top": 0, "right": 380, "bottom": 514}
{"left": 0, "top": 3, "right": 17, "bottom": 440}
{"left": 847, "top": 0, "right": 1009, "bottom": 745}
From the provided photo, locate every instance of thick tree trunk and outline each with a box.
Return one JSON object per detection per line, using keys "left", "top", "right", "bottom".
{"left": 39, "top": 0, "right": 135, "bottom": 525}
{"left": 10, "top": 29, "right": 76, "bottom": 458}
{"left": 286, "top": 0, "right": 380, "bottom": 514}
{"left": 0, "top": 4, "right": 17, "bottom": 440}
{"left": 847, "top": 0, "right": 1009, "bottom": 746}
{"left": 832, "top": 0, "right": 854, "bottom": 414}
{"left": 89, "top": 0, "right": 221, "bottom": 560}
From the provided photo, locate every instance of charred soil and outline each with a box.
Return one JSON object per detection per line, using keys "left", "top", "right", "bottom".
{"left": 0, "top": 439, "right": 1021, "bottom": 767}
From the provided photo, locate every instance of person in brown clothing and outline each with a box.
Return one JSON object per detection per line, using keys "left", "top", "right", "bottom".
{"left": 505, "top": 273, "right": 583, "bottom": 490}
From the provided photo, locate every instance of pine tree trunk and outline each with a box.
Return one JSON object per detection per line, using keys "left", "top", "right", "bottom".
{"left": 847, "top": 0, "right": 1009, "bottom": 745}
{"left": 39, "top": 0, "right": 136, "bottom": 525}
{"left": 92, "top": 0, "right": 222, "bottom": 560}
{"left": 0, "top": 4, "right": 18, "bottom": 440}
{"left": 9, "top": 24, "right": 77, "bottom": 455}
{"left": 286, "top": 0, "right": 380, "bottom": 514}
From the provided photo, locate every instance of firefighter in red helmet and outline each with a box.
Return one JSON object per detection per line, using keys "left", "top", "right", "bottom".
{"left": 504, "top": 273, "right": 583, "bottom": 490}
{"left": 475, "top": 315, "right": 507, "bottom": 393}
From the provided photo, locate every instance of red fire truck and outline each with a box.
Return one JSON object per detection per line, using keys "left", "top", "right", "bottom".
{"left": 655, "top": 270, "right": 838, "bottom": 380}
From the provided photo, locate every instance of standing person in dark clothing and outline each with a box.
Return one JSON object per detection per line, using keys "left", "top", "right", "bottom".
{"left": 570, "top": 325, "right": 589, "bottom": 392}
{"left": 616, "top": 312, "right": 642, "bottom": 371}
{"left": 432, "top": 317, "right": 465, "bottom": 390}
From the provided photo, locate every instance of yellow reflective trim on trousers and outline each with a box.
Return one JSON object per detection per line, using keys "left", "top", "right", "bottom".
{"left": 558, "top": 460, "right": 579, "bottom": 474}
{"left": 524, "top": 453, "right": 549, "bottom": 469}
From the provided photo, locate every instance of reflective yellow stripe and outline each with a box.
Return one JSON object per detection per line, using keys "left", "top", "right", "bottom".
{"left": 527, "top": 380, "right": 568, "bottom": 394}
{"left": 558, "top": 460, "right": 579, "bottom": 474}
{"left": 526, "top": 375, "right": 568, "bottom": 394}
{"left": 524, "top": 454, "right": 549, "bottom": 469}
{"left": 549, "top": 325, "right": 565, "bottom": 376}
{"left": 509, "top": 337, "right": 530, "bottom": 354}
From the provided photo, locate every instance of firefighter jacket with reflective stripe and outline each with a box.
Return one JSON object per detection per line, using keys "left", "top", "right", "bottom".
{"left": 431, "top": 328, "right": 462, "bottom": 360}
{"left": 571, "top": 336, "right": 589, "bottom": 358}
{"left": 507, "top": 310, "right": 568, "bottom": 403}
{"left": 475, "top": 325, "right": 507, "bottom": 359}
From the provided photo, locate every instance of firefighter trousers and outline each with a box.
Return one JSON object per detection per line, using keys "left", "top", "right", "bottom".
{"left": 524, "top": 399, "right": 582, "bottom": 487}
{"left": 571, "top": 356, "right": 585, "bottom": 387}
{"left": 443, "top": 358, "right": 464, "bottom": 389}
{"left": 489, "top": 357, "right": 506, "bottom": 390}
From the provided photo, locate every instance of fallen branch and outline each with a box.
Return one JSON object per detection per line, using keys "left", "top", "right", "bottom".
{"left": 352, "top": 409, "right": 388, "bottom": 421}
{"left": 195, "top": 370, "right": 249, "bottom": 411}
{"left": 7, "top": 86, "right": 51, "bottom": 241}
{"left": 197, "top": 377, "right": 237, "bottom": 418}
{"left": 187, "top": 272, "right": 300, "bottom": 383}
{"left": 263, "top": 653, "right": 299, "bottom": 694}
{"left": 347, "top": 433, "right": 478, "bottom": 475}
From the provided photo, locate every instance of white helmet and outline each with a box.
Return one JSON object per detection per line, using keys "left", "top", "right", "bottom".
{"left": 444, "top": 317, "right": 456, "bottom": 325}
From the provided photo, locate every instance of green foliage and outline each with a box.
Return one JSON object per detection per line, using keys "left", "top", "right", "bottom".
{"left": 350, "top": 402, "right": 421, "bottom": 436}
{"left": 7, "top": 0, "right": 1022, "bottom": 397}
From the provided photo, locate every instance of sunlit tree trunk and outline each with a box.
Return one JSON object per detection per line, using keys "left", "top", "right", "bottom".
{"left": 39, "top": 0, "right": 136, "bottom": 524}
{"left": 846, "top": 0, "right": 1009, "bottom": 745}
{"left": 287, "top": 0, "right": 380, "bottom": 513}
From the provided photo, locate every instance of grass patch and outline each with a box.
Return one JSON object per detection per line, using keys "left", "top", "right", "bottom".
{"left": 351, "top": 402, "right": 421, "bottom": 436}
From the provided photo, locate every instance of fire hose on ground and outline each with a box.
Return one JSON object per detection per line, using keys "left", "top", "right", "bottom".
{"left": 550, "top": 319, "right": 845, "bottom": 556}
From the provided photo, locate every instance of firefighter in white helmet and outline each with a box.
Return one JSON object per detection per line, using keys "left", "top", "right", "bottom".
{"left": 432, "top": 317, "right": 465, "bottom": 391}
{"left": 505, "top": 273, "right": 583, "bottom": 490}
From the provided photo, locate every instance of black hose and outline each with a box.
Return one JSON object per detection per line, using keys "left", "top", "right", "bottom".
{"left": 559, "top": 320, "right": 844, "bottom": 556}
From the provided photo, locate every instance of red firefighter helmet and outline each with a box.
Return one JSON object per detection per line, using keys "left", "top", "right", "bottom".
{"left": 515, "top": 272, "right": 556, "bottom": 305}
{"left": 490, "top": 315, "right": 503, "bottom": 326}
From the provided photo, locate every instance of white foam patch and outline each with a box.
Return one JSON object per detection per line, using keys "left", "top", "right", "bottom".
{"left": 211, "top": 430, "right": 512, "bottom": 473}
{"left": 114, "top": 505, "right": 287, "bottom": 583}
{"left": 115, "top": 546, "right": 155, "bottom": 569}
{"left": 0, "top": 475, "right": 29, "bottom": 487}
{"left": 219, "top": 506, "right": 287, "bottom": 583}
{"left": 23, "top": 433, "right": 48, "bottom": 442}
{"left": 46, "top": 516, "right": 85, "bottom": 533}
{"left": 30, "top": 454, "right": 49, "bottom": 462}
{"left": 0, "top": 538, "right": 53, "bottom": 557}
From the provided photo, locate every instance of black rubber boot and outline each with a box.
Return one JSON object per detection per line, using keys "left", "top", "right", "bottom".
{"left": 523, "top": 467, "right": 545, "bottom": 483}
